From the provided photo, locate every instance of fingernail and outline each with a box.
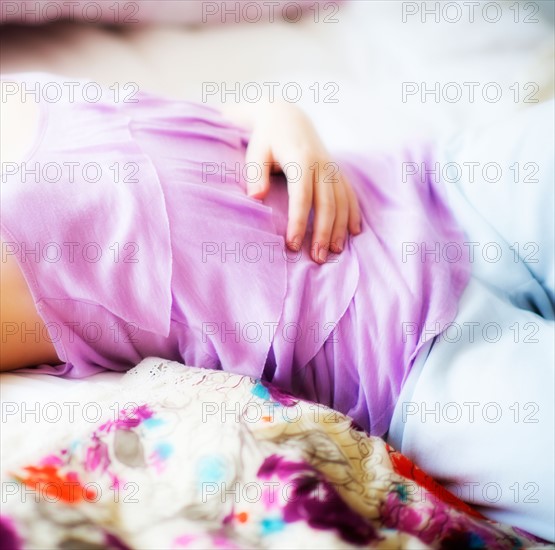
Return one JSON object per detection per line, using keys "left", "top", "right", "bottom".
{"left": 332, "top": 239, "right": 344, "bottom": 253}
{"left": 288, "top": 239, "right": 301, "bottom": 252}
{"left": 287, "top": 235, "right": 303, "bottom": 252}
{"left": 318, "top": 246, "right": 328, "bottom": 264}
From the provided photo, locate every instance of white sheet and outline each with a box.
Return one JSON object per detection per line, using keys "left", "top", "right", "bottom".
{"left": 1, "top": 0, "right": 554, "bottom": 423}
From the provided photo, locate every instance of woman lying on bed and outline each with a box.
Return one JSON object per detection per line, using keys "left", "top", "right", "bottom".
{"left": 0, "top": 73, "right": 553, "bottom": 541}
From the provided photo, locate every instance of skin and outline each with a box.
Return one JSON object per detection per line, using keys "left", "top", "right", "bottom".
{"left": 0, "top": 240, "right": 62, "bottom": 371}
{"left": 0, "top": 86, "right": 361, "bottom": 372}
{"left": 222, "top": 102, "right": 362, "bottom": 259}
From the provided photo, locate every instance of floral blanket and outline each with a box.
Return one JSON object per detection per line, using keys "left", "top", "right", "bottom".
{"left": 0, "top": 358, "right": 550, "bottom": 549}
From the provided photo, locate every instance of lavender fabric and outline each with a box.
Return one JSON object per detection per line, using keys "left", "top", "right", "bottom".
{"left": 0, "top": 73, "right": 469, "bottom": 435}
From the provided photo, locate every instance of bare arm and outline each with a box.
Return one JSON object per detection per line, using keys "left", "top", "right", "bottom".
{"left": 0, "top": 240, "right": 61, "bottom": 371}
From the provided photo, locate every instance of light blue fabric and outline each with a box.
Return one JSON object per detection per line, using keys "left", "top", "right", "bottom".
{"left": 389, "top": 100, "right": 555, "bottom": 541}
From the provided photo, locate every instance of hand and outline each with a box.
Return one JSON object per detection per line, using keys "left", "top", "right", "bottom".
{"left": 224, "top": 102, "right": 362, "bottom": 264}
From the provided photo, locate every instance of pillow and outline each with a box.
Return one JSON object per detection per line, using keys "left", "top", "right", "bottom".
{"left": 0, "top": 0, "right": 344, "bottom": 25}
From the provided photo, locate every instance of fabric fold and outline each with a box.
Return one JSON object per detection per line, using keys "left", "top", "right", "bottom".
{"left": 1, "top": 83, "right": 174, "bottom": 341}
{"left": 125, "top": 98, "right": 289, "bottom": 379}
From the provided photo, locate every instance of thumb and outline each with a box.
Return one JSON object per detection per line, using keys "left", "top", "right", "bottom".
{"left": 245, "top": 138, "right": 273, "bottom": 199}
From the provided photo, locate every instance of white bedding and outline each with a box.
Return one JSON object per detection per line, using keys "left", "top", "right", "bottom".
{"left": 1, "top": 0, "right": 554, "bottom": 445}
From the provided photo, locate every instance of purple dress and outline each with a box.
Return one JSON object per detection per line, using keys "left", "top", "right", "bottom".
{"left": 0, "top": 73, "right": 469, "bottom": 435}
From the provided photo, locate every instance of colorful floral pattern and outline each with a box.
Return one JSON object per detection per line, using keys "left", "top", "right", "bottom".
{"left": 0, "top": 358, "right": 550, "bottom": 549}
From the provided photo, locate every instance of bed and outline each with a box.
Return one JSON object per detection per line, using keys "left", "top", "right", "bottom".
{"left": 1, "top": 1, "right": 554, "bottom": 548}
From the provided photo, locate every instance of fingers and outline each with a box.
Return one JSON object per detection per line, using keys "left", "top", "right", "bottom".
{"left": 311, "top": 161, "right": 337, "bottom": 264}
{"left": 287, "top": 159, "right": 362, "bottom": 264}
{"left": 329, "top": 172, "right": 349, "bottom": 254}
{"left": 286, "top": 157, "right": 313, "bottom": 252}
{"left": 245, "top": 138, "right": 272, "bottom": 199}
{"left": 313, "top": 164, "right": 361, "bottom": 261}
{"left": 344, "top": 179, "right": 362, "bottom": 235}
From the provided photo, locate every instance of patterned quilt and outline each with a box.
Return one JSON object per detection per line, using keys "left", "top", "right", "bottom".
{"left": 0, "top": 358, "right": 550, "bottom": 549}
